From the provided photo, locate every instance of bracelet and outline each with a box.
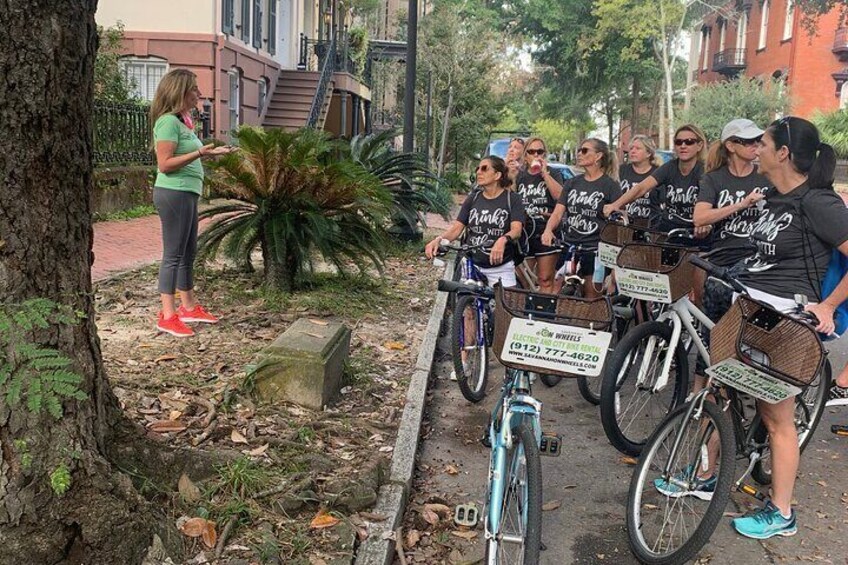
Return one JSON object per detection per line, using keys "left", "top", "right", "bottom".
{"left": 197, "top": 149, "right": 204, "bottom": 158}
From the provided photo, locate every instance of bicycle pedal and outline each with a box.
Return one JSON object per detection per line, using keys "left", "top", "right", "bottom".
{"left": 737, "top": 483, "right": 767, "bottom": 501}
{"left": 454, "top": 503, "right": 479, "bottom": 527}
{"left": 539, "top": 433, "right": 562, "bottom": 457}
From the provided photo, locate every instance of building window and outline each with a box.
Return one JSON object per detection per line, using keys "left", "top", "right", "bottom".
{"left": 783, "top": 0, "right": 794, "bottom": 40}
{"left": 253, "top": 0, "right": 263, "bottom": 49}
{"left": 758, "top": 0, "right": 769, "bottom": 50}
{"left": 228, "top": 68, "right": 241, "bottom": 132}
{"left": 736, "top": 11, "right": 748, "bottom": 49}
{"left": 268, "top": 0, "right": 277, "bottom": 55}
{"left": 701, "top": 29, "right": 710, "bottom": 71}
{"left": 841, "top": 82, "right": 848, "bottom": 109}
{"left": 223, "top": 0, "right": 234, "bottom": 35}
{"left": 718, "top": 19, "right": 726, "bottom": 52}
{"left": 240, "top": 0, "right": 251, "bottom": 43}
{"left": 121, "top": 57, "right": 168, "bottom": 101}
{"left": 258, "top": 77, "right": 268, "bottom": 114}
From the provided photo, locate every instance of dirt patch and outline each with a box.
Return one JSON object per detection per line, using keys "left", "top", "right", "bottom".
{"left": 95, "top": 246, "right": 441, "bottom": 564}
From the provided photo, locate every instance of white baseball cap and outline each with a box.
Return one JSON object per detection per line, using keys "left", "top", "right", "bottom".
{"left": 721, "top": 119, "right": 765, "bottom": 142}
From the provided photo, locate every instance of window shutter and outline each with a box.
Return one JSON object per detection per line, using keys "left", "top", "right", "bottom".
{"left": 241, "top": 0, "right": 251, "bottom": 42}
{"left": 222, "top": 0, "right": 234, "bottom": 35}
{"left": 268, "top": 0, "right": 277, "bottom": 55}
{"left": 253, "top": 0, "right": 262, "bottom": 49}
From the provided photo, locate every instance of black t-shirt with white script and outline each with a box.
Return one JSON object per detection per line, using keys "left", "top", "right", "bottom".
{"left": 696, "top": 166, "right": 770, "bottom": 266}
{"left": 457, "top": 189, "right": 526, "bottom": 268}
{"left": 740, "top": 183, "right": 848, "bottom": 299}
{"left": 651, "top": 159, "right": 704, "bottom": 230}
{"left": 515, "top": 168, "right": 565, "bottom": 220}
{"left": 619, "top": 163, "right": 660, "bottom": 224}
{"left": 558, "top": 174, "right": 622, "bottom": 247}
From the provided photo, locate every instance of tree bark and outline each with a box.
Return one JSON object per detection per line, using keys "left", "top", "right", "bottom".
{"left": 631, "top": 75, "right": 640, "bottom": 135}
{"left": 436, "top": 85, "right": 454, "bottom": 177}
{"left": 0, "top": 2, "right": 173, "bottom": 562}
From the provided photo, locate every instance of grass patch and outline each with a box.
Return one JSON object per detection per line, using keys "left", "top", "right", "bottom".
{"left": 93, "top": 204, "right": 156, "bottom": 223}
{"left": 343, "top": 348, "right": 384, "bottom": 388}
{"left": 212, "top": 457, "right": 271, "bottom": 499}
{"left": 280, "top": 273, "right": 396, "bottom": 318}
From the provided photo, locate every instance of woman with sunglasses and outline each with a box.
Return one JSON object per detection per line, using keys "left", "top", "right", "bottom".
{"left": 619, "top": 135, "right": 663, "bottom": 227}
{"left": 604, "top": 124, "right": 710, "bottom": 245}
{"left": 514, "top": 137, "right": 565, "bottom": 293}
{"left": 541, "top": 139, "right": 621, "bottom": 298}
{"left": 726, "top": 117, "right": 848, "bottom": 539}
{"left": 425, "top": 156, "right": 525, "bottom": 287}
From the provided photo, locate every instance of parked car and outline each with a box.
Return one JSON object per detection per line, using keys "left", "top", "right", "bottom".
{"left": 547, "top": 162, "right": 580, "bottom": 180}
{"left": 657, "top": 150, "right": 674, "bottom": 164}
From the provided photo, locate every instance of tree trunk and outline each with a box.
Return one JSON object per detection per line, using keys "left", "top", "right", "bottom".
{"left": 436, "top": 85, "right": 454, "bottom": 177}
{"left": 260, "top": 231, "right": 294, "bottom": 292}
{"left": 0, "top": 2, "right": 172, "bottom": 562}
{"left": 631, "top": 75, "right": 640, "bottom": 135}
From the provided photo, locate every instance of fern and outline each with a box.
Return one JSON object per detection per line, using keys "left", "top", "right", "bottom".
{"left": 0, "top": 300, "right": 85, "bottom": 419}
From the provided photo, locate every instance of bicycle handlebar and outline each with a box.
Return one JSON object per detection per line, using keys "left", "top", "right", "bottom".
{"left": 688, "top": 255, "right": 747, "bottom": 294}
{"left": 437, "top": 279, "right": 495, "bottom": 298}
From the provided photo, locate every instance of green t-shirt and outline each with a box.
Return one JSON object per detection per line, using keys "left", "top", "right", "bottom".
{"left": 153, "top": 114, "right": 204, "bottom": 194}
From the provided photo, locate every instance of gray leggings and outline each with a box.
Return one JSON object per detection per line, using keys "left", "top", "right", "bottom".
{"left": 153, "top": 188, "right": 199, "bottom": 294}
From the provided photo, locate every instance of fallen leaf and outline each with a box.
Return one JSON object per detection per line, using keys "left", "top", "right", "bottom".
{"left": 179, "top": 517, "right": 208, "bottom": 537}
{"left": 356, "top": 527, "right": 369, "bottom": 541}
{"left": 542, "top": 500, "right": 561, "bottom": 511}
{"left": 138, "top": 408, "right": 160, "bottom": 415}
{"left": 201, "top": 520, "right": 217, "bottom": 548}
{"left": 155, "top": 354, "right": 178, "bottom": 363}
{"left": 406, "top": 529, "right": 421, "bottom": 548}
{"left": 310, "top": 510, "right": 340, "bottom": 529}
{"left": 309, "top": 319, "right": 329, "bottom": 326}
{"left": 301, "top": 331, "right": 324, "bottom": 339}
{"left": 247, "top": 444, "right": 269, "bottom": 456}
{"left": 168, "top": 410, "right": 183, "bottom": 421}
{"left": 451, "top": 529, "right": 478, "bottom": 540}
{"left": 360, "top": 512, "right": 387, "bottom": 522}
{"left": 385, "top": 341, "right": 406, "bottom": 350}
{"left": 231, "top": 429, "right": 249, "bottom": 444}
{"left": 148, "top": 420, "right": 187, "bottom": 433}
{"left": 421, "top": 507, "right": 440, "bottom": 526}
{"left": 381, "top": 530, "right": 395, "bottom": 540}
{"left": 424, "top": 503, "right": 452, "bottom": 517}
{"left": 445, "top": 464, "right": 459, "bottom": 475}
{"left": 178, "top": 473, "right": 201, "bottom": 503}
{"left": 620, "top": 456, "right": 638, "bottom": 466}
{"left": 817, "top": 480, "right": 828, "bottom": 488}
{"left": 378, "top": 446, "right": 394, "bottom": 453}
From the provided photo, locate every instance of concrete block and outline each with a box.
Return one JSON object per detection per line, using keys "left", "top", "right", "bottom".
{"left": 254, "top": 318, "right": 350, "bottom": 410}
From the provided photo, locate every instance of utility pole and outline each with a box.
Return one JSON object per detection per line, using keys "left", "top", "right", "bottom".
{"left": 403, "top": 0, "right": 418, "bottom": 152}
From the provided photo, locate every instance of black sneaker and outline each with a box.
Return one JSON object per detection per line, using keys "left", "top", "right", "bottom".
{"left": 826, "top": 384, "right": 848, "bottom": 407}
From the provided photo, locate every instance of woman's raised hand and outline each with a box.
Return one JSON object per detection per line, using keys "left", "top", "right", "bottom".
{"left": 202, "top": 144, "right": 237, "bottom": 156}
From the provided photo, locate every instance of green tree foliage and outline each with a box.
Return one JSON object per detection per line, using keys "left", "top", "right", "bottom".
{"left": 200, "top": 127, "right": 391, "bottom": 291}
{"left": 682, "top": 77, "right": 790, "bottom": 142}
{"left": 796, "top": 1, "right": 848, "bottom": 33}
{"left": 812, "top": 109, "right": 848, "bottom": 159}
{"left": 95, "top": 23, "right": 139, "bottom": 103}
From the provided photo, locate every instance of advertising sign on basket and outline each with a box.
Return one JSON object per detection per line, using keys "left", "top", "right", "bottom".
{"left": 615, "top": 267, "right": 673, "bottom": 303}
{"left": 705, "top": 358, "right": 802, "bottom": 404}
{"left": 597, "top": 241, "right": 620, "bottom": 268}
{"left": 501, "top": 318, "right": 613, "bottom": 376}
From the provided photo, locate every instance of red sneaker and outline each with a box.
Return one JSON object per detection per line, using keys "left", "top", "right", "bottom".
{"left": 157, "top": 312, "right": 194, "bottom": 337}
{"left": 177, "top": 304, "right": 219, "bottom": 324}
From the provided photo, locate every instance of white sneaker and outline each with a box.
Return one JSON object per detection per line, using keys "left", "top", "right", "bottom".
{"left": 826, "top": 384, "right": 848, "bottom": 407}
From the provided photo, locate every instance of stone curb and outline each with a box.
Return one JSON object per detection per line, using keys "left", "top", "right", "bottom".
{"left": 353, "top": 259, "right": 454, "bottom": 565}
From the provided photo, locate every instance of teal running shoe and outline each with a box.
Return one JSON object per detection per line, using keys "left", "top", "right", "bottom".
{"left": 732, "top": 501, "right": 797, "bottom": 540}
{"left": 653, "top": 465, "right": 716, "bottom": 501}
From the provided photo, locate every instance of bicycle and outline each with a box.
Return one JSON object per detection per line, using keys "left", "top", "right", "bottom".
{"left": 626, "top": 256, "right": 831, "bottom": 565}
{"left": 435, "top": 241, "right": 497, "bottom": 403}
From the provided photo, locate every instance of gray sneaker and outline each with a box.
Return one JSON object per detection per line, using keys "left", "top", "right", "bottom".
{"left": 826, "top": 384, "right": 848, "bottom": 407}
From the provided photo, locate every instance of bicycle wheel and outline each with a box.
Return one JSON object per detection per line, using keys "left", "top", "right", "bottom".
{"left": 600, "top": 321, "right": 689, "bottom": 456}
{"left": 578, "top": 311, "right": 633, "bottom": 405}
{"left": 452, "top": 294, "right": 489, "bottom": 403}
{"left": 751, "top": 360, "right": 832, "bottom": 485}
{"left": 540, "top": 374, "right": 561, "bottom": 387}
{"left": 627, "top": 400, "right": 735, "bottom": 565}
{"left": 485, "top": 422, "right": 542, "bottom": 564}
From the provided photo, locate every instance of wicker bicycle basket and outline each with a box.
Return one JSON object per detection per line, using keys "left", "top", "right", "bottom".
{"left": 491, "top": 285, "right": 613, "bottom": 378}
{"left": 599, "top": 220, "right": 668, "bottom": 247}
{"left": 709, "top": 295, "right": 825, "bottom": 389}
{"left": 615, "top": 242, "right": 696, "bottom": 303}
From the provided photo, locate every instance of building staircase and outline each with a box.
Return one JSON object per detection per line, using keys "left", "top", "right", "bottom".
{"left": 262, "top": 70, "right": 333, "bottom": 131}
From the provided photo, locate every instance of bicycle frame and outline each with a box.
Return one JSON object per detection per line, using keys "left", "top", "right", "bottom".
{"left": 485, "top": 369, "right": 542, "bottom": 552}
{"left": 457, "top": 254, "right": 491, "bottom": 355}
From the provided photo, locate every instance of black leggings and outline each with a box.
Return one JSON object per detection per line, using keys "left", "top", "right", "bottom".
{"left": 153, "top": 188, "right": 199, "bottom": 294}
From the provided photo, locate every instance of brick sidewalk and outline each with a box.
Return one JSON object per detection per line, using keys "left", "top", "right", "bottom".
{"left": 91, "top": 210, "right": 452, "bottom": 282}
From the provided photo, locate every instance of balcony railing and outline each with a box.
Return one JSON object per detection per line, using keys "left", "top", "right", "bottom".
{"left": 297, "top": 30, "right": 371, "bottom": 87}
{"left": 712, "top": 48, "right": 746, "bottom": 75}
{"left": 833, "top": 28, "right": 848, "bottom": 61}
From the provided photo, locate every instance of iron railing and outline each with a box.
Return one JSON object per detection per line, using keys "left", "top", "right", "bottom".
{"left": 307, "top": 37, "right": 337, "bottom": 128}
{"left": 298, "top": 30, "right": 371, "bottom": 86}
{"left": 712, "top": 48, "right": 746, "bottom": 72}
{"left": 93, "top": 101, "right": 154, "bottom": 166}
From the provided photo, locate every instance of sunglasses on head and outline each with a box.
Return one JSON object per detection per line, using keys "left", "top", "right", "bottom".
{"left": 526, "top": 148, "right": 546, "bottom": 155}
{"left": 778, "top": 116, "right": 793, "bottom": 155}
{"left": 674, "top": 137, "right": 700, "bottom": 146}
{"left": 730, "top": 137, "right": 761, "bottom": 146}
{"left": 476, "top": 164, "right": 491, "bottom": 172}
{"left": 511, "top": 138, "right": 526, "bottom": 145}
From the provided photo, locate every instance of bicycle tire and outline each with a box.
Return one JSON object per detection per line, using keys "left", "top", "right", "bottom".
{"left": 751, "top": 360, "right": 832, "bottom": 485}
{"left": 600, "top": 321, "right": 689, "bottom": 456}
{"left": 627, "top": 400, "right": 735, "bottom": 565}
{"left": 578, "top": 312, "right": 633, "bottom": 405}
{"left": 540, "top": 374, "right": 561, "bottom": 387}
{"left": 485, "top": 422, "right": 542, "bottom": 564}
{"left": 452, "top": 294, "right": 489, "bottom": 403}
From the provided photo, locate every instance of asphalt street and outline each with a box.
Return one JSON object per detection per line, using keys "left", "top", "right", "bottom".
{"left": 404, "top": 327, "right": 848, "bottom": 564}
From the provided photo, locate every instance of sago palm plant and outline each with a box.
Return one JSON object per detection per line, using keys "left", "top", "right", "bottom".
{"left": 199, "top": 126, "right": 391, "bottom": 291}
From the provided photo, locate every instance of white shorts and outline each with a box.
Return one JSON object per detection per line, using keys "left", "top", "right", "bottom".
{"left": 737, "top": 286, "right": 799, "bottom": 314}
{"left": 478, "top": 261, "right": 517, "bottom": 288}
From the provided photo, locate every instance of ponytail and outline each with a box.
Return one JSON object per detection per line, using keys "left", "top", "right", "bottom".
{"left": 585, "top": 138, "right": 619, "bottom": 181}
{"left": 808, "top": 142, "right": 837, "bottom": 190}
{"left": 706, "top": 140, "right": 729, "bottom": 173}
{"left": 767, "top": 116, "right": 836, "bottom": 190}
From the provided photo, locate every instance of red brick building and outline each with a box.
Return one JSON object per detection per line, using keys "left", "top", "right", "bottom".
{"left": 694, "top": 0, "right": 848, "bottom": 118}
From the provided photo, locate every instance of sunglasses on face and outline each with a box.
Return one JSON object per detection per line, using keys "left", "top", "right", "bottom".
{"left": 578, "top": 147, "right": 594, "bottom": 155}
{"left": 476, "top": 164, "right": 491, "bottom": 172}
{"left": 526, "top": 148, "right": 546, "bottom": 156}
{"left": 674, "top": 137, "right": 700, "bottom": 146}
{"left": 730, "top": 137, "right": 761, "bottom": 146}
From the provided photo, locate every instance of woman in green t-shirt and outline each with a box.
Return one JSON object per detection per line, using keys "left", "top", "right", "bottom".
{"left": 150, "top": 69, "right": 233, "bottom": 337}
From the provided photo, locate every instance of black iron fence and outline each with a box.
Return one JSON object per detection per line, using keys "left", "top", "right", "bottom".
{"left": 298, "top": 30, "right": 371, "bottom": 87}
{"left": 93, "top": 101, "right": 154, "bottom": 166}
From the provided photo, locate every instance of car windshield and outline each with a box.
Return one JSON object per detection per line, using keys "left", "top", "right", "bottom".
{"left": 487, "top": 139, "right": 511, "bottom": 159}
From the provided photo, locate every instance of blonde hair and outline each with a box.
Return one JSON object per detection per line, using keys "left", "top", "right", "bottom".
{"left": 706, "top": 140, "right": 729, "bottom": 172}
{"left": 584, "top": 138, "right": 619, "bottom": 181}
{"left": 522, "top": 136, "right": 548, "bottom": 164}
{"left": 630, "top": 135, "right": 663, "bottom": 167}
{"left": 674, "top": 124, "right": 708, "bottom": 163}
{"left": 149, "top": 69, "right": 197, "bottom": 141}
